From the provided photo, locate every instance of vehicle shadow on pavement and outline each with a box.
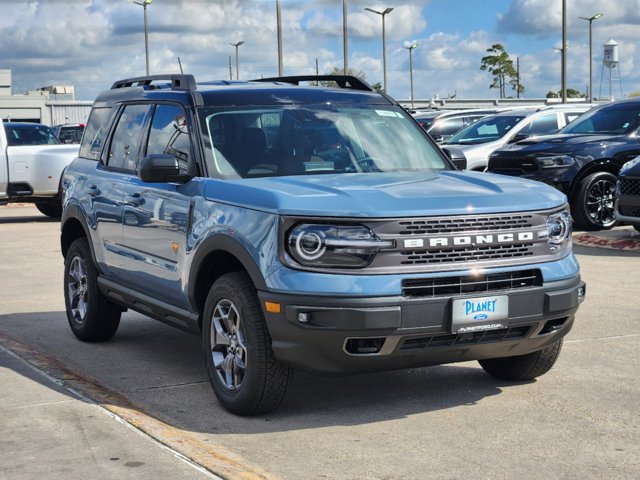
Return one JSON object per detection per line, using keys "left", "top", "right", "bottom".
{"left": 0, "top": 212, "right": 58, "bottom": 224}
{"left": 0, "top": 310, "right": 524, "bottom": 436}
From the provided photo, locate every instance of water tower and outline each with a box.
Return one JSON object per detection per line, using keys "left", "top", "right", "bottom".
{"left": 599, "top": 38, "right": 623, "bottom": 100}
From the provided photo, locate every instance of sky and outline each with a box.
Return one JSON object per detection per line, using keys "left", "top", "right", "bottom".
{"left": 1, "top": 0, "right": 638, "bottom": 102}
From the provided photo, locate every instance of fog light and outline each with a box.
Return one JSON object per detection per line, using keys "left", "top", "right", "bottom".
{"left": 298, "top": 312, "right": 311, "bottom": 323}
{"left": 577, "top": 285, "right": 586, "bottom": 302}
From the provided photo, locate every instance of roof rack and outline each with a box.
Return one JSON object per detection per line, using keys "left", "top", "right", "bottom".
{"left": 253, "top": 75, "right": 375, "bottom": 92}
{"left": 110, "top": 74, "right": 197, "bottom": 92}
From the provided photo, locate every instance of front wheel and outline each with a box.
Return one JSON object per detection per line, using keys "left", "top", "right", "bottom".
{"left": 572, "top": 172, "right": 618, "bottom": 230}
{"left": 64, "top": 237, "right": 121, "bottom": 341}
{"left": 202, "top": 272, "right": 292, "bottom": 415}
{"left": 479, "top": 340, "right": 563, "bottom": 381}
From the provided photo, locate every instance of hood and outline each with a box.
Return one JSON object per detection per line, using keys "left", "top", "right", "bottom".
{"left": 497, "top": 133, "right": 627, "bottom": 154}
{"left": 204, "top": 171, "right": 566, "bottom": 217}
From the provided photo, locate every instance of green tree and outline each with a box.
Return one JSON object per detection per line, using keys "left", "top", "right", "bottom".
{"left": 480, "top": 44, "right": 524, "bottom": 98}
{"left": 546, "top": 88, "right": 585, "bottom": 99}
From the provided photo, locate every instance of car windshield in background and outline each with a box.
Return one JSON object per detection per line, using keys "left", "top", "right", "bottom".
{"left": 560, "top": 103, "right": 640, "bottom": 135}
{"left": 445, "top": 115, "right": 527, "bottom": 145}
{"left": 199, "top": 105, "right": 448, "bottom": 178}
{"left": 4, "top": 123, "right": 60, "bottom": 146}
{"left": 57, "top": 125, "right": 85, "bottom": 144}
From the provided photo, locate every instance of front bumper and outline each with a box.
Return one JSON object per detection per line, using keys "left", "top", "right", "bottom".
{"left": 259, "top": 275, "right": 585, "bottom": 374}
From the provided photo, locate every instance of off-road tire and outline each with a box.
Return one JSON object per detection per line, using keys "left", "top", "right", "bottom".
{"left": 479, "top": 339, "right": 563, "bottom": 381}
{"left": 202, "top": 272, "right": 291, "bottom": 415}
{"left": 64, "top": 237, "right": 121, "bottom": 341}
{"left": 572, "top": 171, "right": 618, "bottom": 230}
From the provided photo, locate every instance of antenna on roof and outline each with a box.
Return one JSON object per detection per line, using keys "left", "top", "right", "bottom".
{"left": 178, "top": 57, "right": 184, "bottom": 74}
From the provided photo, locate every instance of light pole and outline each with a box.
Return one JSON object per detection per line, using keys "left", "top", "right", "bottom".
{"left": 403, "top": 42, "right": 418, "bottom": 109}
{"left": 579, "top": 13, "right": 603, "bottom": 102}
{"left": 561, "top": 0, "right": 567, "bottom": 103}
{"left": 230, "top": 41, "right": 245, "bottom": 80}
{"left": 276, "top": 0, "right": 283, "bottom": 76}
{"left": 343, "top": 0, "right": 348, "bottom": 74}
{"left": 365, "top": 7, "right": 393, "bottom": 93}
{"left": 130, "top": 0, "right": 153, "bottom": 76}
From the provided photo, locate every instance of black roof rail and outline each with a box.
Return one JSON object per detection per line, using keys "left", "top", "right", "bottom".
{"left": 110, "top": 74, "right": 197, "bottom": 91}
{"left": 253, "top": 75, "right": 375, "bottom": 92}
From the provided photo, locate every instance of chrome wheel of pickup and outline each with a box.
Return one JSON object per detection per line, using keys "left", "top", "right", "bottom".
{"left": 210, "top": 299, "right": 247, "bottom": 391}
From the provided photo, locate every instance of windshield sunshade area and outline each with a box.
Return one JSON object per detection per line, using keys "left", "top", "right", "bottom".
{"left": 446, "top": 115, "right": 526, "bottom": 145}
{"left": 199, "top": 104, "right": 448, "bottom": 178}
{"left": 560, "top": 102, "right": 640, "bottom": 135}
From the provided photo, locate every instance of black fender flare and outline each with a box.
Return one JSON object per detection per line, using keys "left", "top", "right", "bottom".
{"left": 60, "top": 202, "right": 96, "bottom": 262}
{"left": 187, "top": 234, "right": 268, "bottom": 308}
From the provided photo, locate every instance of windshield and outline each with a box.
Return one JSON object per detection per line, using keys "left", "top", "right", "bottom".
{"left": 4, "top": 123, "right": 60, "bottom": 146}
{"left": 560, "top": 102, "right": 640, "bottom": 135}
{"left": 445, "top": 114, "right": 526, "bottom": 145}
{"left": 198, "top": 104, "right": 449, "bottom": 178}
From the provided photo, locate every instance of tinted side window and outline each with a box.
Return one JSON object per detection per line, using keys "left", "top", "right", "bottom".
{"left": 146, "top": 104, "right": 192, "bottom": 175}
{"left": 524, "top": 113, "right": 559, "bottom": 135}
{"left": 79, "top": 108, "right": 112, "bottom": 160}
{"left": 107, "top": 104, "right": 150, "bottom": 171}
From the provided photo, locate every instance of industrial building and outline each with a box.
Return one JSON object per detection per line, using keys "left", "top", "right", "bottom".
{"left": 0, "top": 69, "right": 92, "bottom": 126}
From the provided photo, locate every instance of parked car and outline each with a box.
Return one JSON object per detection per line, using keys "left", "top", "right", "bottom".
{"left": 51, "top": 123, "right": 85, "bottom": 144}
{"left": 487, "top": 99, "right": 640, "bottom": 230}
{"left": 61, "top": 74, "right": 585, "bottom": 415}
{"left": 614, "top": 156, "right": 640, "bottom": 232}
{"left": 0, "top": 122, "right": 79, "bottom": 217}
{"left": 443, "top": 105, "right": 591, "bottom": 171}
{"left": 414, "top": 109, "right": 503, "bottom": 143}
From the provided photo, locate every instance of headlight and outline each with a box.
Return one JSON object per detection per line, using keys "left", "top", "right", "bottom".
{"left": 545, "top": 210, "right": 572, "bottom": 254}
{"left": 538, "top": 155, "right": 575, "bottom": 168}
{"left": 286, "top": 224, "right": 393, "bottom": 268}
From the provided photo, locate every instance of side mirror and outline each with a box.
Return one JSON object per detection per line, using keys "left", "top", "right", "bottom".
{"left": 509, "top": 132, "right": 530, "bottom": 144}
{"left": 442, "top": 148, "right": 467, "bottom": 170}
{"left": 451, "top": 158, "right": 467, "bottom": 170}
{"left": 138, "top": 154, "right": 193, "bottom": 183}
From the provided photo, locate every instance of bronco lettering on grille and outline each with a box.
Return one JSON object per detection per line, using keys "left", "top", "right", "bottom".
{"left": 403, "top": 232, "right": 534, "bottom": 249}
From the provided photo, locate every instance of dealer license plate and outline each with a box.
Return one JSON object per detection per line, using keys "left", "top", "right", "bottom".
{"left": 451, "top": 295, "right": 508, "bottom": 333}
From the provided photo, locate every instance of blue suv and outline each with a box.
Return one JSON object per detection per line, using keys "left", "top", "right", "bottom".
{"left": 61, "top": 74, "right": 585, "bottom": 415}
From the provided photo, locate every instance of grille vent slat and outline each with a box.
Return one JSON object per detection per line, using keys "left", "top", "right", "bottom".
{"left": 620, "top": 179, "right": 640, "bottom": 196}
{"left": 397, "top": 214, "right": 534, "bottom": 235}
{"left": 400, "top": 243, "right": 534, "bottom": 265}
{"left": 402, "top": 269, "right": 542, "bottom": 298}
{"left": 400, "top": 326, "right": 531, "bottom": 351}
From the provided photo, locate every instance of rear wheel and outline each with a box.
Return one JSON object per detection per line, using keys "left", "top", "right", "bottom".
{"left": 64, "top": 237, "right": 121, "bottom": 341}
{"left": 479, "top": 340, "right": 563, "bottom": 381}
{"left": 35, "top": 200, "right": 62, "bottom": 218}
{"left": 572, "top": 172, "right": 618, "bottom": 230}
{"left": 202, "top": 272, "right": 291, "bottom": 415}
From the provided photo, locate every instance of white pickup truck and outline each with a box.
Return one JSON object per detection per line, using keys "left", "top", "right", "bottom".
{"left": 0, "top": 122, "right": 79, "bottom": 217}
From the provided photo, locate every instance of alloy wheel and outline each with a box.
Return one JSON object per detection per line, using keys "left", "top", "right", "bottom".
{"left": 67, "top": 256, "right": 89, "bottom": 324}
{"left": 210, "top": 299, "right": 247, "bottom": 391}
{"left": 585, "top": 178, "right": 616, "bottom": 227}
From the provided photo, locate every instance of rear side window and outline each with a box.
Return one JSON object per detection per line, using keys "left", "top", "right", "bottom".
{"left": 106, "top": 104, "right": 151, "bottom": 171}
{"left": 79, "top": 108, "right": 112, "bottom": 160}
{"left": 522, "top": 113, "right": 559, "bottom": 135}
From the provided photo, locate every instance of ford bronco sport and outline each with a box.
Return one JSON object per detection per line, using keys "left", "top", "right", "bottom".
{"left": 61, "top": 74, "right": 585, "bottom": 415}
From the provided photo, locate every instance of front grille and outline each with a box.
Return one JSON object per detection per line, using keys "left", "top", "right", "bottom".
{"left": 402, "top": 269, "right": 542, "bottom": 298}
{"left": 618, "top": 205, "right": 640, "bottom": 217}
{"left": 396, "top": 214, "right": 534, "bottom": 235}
{"left": 400, "top": 326, "right": 531, "bottom": 351}
{"left": 620, "top": 179, "right": 640, "bottom": 196}
{"left": 489, "top": 157, "right": 539, "bottom": 174}
{"left": 400, "top": 243, "right": 534, "bottom": 265}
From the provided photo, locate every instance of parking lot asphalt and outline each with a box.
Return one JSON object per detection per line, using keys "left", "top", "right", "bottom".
{"left": 1, "top": 204, "right": 639, "bottom": 480}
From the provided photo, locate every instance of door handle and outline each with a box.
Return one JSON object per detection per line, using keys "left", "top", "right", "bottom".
{"left": 125, "top": 192, "right": 144, "bottom": 207}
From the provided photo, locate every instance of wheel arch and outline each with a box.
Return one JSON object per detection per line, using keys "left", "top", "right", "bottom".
{"left": 568, "top": 159, "right": 621, "bottom": 201}
{"left": 188, "top": 235, "right": 268, "bottom": 330}
{"left": 60, "top": 203, "right": 94, "bottom": 260}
